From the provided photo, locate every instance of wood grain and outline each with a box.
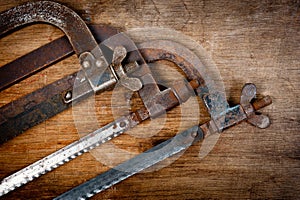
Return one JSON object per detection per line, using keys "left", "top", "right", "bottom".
{"left": 0, "top": 0, "right": 299, "bottom": 199}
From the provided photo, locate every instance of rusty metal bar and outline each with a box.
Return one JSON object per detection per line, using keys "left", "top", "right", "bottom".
{"left": 0, "top": 45, "right": 204, "bottom": 145}
{"left": 0, "top": 25, "right": 118, "bottom": 91}
{"left": 0, "top": 1, "right": 98, "bottom": 56}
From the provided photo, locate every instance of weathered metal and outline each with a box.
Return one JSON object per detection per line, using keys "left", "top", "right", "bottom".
{"left": 55, "top": 125, "right": 203, "bottom": 200}
{"left": 0, "top": 30, "right": 207, "bottom": 145}
{"left": 0, "top": 25, "right": 117, "bottom": 144}
{"left": 0, "top": 1, "right": 272, "bottom": 199}
{"left": 0, "top": 77, "right": 199, "bottom": 196}
{"left": 240, "top": 83, "right": 272, "bottom": 128}
{"left": 54, "top": 84, "right": 272, "bottom": 200}
{"left": 111, "top": 46, "right": 143, "bottom": 91}
{"left": 0, "top": 1, "right": 99, "bottom": 56}
{"left": 0, "top": 0, "right": 116, "bottom": 111}
{"left": 0, "top": 2, "right": 206, "bottom": 195}
{"left": 0, "top": 25, "right": 118, "bottom": 91}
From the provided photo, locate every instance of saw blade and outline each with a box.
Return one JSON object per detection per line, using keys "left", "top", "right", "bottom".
{"left": 0, "top": 115, "right": 132, "bottom": 196}
{"left": 54, "top": 125, "right": 204, "bottom": 200}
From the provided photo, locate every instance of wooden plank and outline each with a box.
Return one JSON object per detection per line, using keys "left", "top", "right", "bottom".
{"left": 0, "top": 0, "right": 299, "bottom": 199}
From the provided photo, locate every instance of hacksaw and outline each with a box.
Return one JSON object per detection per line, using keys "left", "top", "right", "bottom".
{"left": 0, "top": 1, "right": 272, "bottom": 199}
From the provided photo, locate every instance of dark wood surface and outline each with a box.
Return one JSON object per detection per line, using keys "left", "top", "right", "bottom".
{"left": 0, "top": 0, "right": 299, "bottom": 199}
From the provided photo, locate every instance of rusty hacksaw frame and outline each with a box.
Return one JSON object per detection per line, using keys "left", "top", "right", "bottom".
{"left": 0, "top": 1, "right": 272, "bottom": 199}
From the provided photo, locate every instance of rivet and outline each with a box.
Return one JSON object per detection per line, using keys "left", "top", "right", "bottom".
{"left": 82, "top": 60, "right": 90, "bottom": 69}
{"left": 191, "top": 132, "right": 198, "bottom": 138}
{"left": 119, "top": 121, "right": 126, "bottom": 128}
{"left": 65, "top": 91, "right": 72, "bottom": 100}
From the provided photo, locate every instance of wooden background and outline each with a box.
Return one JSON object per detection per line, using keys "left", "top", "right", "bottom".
{"left": 0, "top": 0, "right": 299, "bottom": 199}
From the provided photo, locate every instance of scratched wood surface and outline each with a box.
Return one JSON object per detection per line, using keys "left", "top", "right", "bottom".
{"left": 0, "top": 0, "right": 299, "bottom": 199}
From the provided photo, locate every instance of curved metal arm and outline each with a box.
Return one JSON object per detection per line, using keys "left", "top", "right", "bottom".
{"left": 0, "top": 1, "right": 97, "bottom": 55}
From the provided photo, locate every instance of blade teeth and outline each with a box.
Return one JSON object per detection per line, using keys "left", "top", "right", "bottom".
{"left": 33, "top": 173, "right": 40, "bottom": 178}
{"left": 53, "top": 164, "right": 59, "bottom": 168}
{"left": 93, "top": 188, "right": 101, "bottom": 194}
{"left": 2, "top": 189, "right": 10, "bottom": 195}
{"left": 88, "top": 146, "right": 94, "bottom": 150}
{"left": 79, "top": 187, "right": 103, "bottom": 200}
{"left": 9, "top": 175, "right": 36, "bottom": 193}
{"left": 86, "top": 192, "right": 93, "bottom": 198}
{"left": 102, "top": 185, "right": 110, "bottom": 190}
{"left": 70, "top": 155, "right": 76, "bottom": 159}
{"left": 0, "top": 122, "right": 126, "bottom": 197}
{"left": 45, "top": 168, "right": 51, "bottom": 172}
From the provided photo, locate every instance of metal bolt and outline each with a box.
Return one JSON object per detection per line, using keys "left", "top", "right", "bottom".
{"left": 82, "top": 60, "right": 90, "bottom": 69}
